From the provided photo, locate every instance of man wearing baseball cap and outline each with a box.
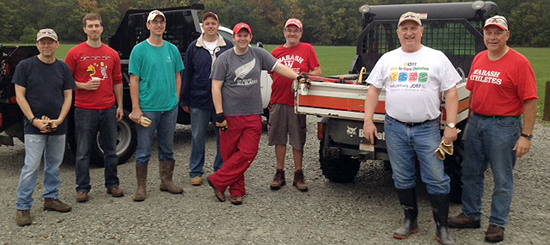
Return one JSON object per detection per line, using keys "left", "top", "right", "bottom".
{"left": 181, "top": 12, "right": 233, "bottom": 186}
{"left": 268, "top": 18, "right": 321, "bottom": 192}
{"left": 13, "top": 28, "right": 76, "bottom": 226}
{"left": 363, "top": 12, "right": 460, "bottom": 244}
{"left": 448, "top": 15, "right": 538, "bottom": 243}
{"left": 208, "top": 22, "right": 304, "bottom": 205}
{"left": 129, "top": 9, "right": 185, "bottom": 201}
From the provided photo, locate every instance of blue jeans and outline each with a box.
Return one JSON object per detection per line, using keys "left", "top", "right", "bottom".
{"left": 189, "top": 107, "right": 223, "bottom": 178}
{"left": 17, "top": 134, "right": 66, "bottom": 210}
{"left": 461, "top": 113, "right": 521, "bottom": 227}
{"left": 74, "top": 107, "right": 119, "bottom": 192}
{"left": 385, "top": 115, "right": 450, "bottom": 195}
{"left": 136, "top": 107, "right": 178, "bottom": 166}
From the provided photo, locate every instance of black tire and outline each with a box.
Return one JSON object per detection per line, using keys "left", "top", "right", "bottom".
{"left": 444, "top": 133, "right": 465, "bottom": 204}
{"left": 319, "top": 140, "right": 360, "bottom": 183}
{"left": 90, "top": 110, "right": 137, "bottom": 167}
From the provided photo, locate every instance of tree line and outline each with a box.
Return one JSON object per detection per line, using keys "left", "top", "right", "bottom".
{"left": 1, "top": 0, "right": 548, "bottom": 47}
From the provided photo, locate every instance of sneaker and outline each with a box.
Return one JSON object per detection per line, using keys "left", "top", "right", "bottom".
{"left": 107, "top": 187, "right": 124, "bottom": 197}
{"left": 16, "top": 210, "right": 32, "bottom": 226}
{"left": 76, "top": 191, "right": 89, "bottom": 203}
{"left": 485, "top": 224, "right": 504, "bottom": 243}
{"left": 448, "top": 213, "right": 480, "bottom": 228}
{"left": 270, "top": 169, "right": 286, "bottom": 190}
{"left": 44, "top": 199, "right": 72, "bottom": 212}
{"left": 190, "top": 176, "right": 203, "bottom": 186}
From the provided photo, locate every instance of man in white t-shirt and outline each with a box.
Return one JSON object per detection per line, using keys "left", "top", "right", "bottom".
{"left": 362, "top": 12, "right": 460, "bottom": 245}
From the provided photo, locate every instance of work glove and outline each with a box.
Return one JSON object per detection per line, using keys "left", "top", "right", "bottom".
{"left": 434, "top": 129, "right": 461, "bottom": 160}
{"left": 216, "top": 113, "right": 228, "bottom": 131}
{"left": 296, "top": 74, "right": 311, "bottom": 90}
{"left": 128, "top": 112, "right": 152, "bottom": 128}
{"left": 41, "top": 115, "right": 57, "bottom": 131}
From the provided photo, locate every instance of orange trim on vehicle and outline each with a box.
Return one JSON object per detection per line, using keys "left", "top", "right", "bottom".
{"left": 298, "top": 95, "right": 386, "bottom": 114}
{"left": 298, "top": 96, "right": 470, "bottom": 115}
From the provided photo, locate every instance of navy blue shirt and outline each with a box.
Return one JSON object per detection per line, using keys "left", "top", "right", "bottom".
{"left": 181, "top": 36, "right": 233, "bottom": 109}
{"left": 12, "top": 56, "right": 75, "bottom": 135}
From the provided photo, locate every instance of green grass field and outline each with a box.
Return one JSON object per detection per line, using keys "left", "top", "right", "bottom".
{"left": 4, "top": 43, "right": 550, "bottom": 116}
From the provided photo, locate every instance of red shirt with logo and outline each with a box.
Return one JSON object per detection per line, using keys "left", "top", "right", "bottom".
{"left": 466, "top": 48, "right": 538, "bottom": 117}
{"left": 65, "top": 43, "right": 123, "bottom": 109}
{"left": 271, "top": 42, "right": 320, "bottom": 106}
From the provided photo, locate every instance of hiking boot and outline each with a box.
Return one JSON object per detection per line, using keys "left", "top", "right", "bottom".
{"left": 230, "top": 195, "right": 244, "bottom": 205}
{"left": 293, "top": 170, "right": 308, "bottom": 192}
{"left": 448, "top": 213, "right": 481, "bottom": 228}
{"left": 107, "top": 187, "right": 124, "bottom": 197}
{"left": 16, "top": 210, "right": 32, "bottom": 226}
{"left": 485, "top": 224, "right": 504, "bottom": 243}
{"left": 76, "top": 191, "right": 89, "bottom": 203}
{"left": 159, "top": 160, "right": 184, "bottom": 194}
{"left": 207, "top": 175, "right": 226, "bottom": 202}
{"left": 43, "top": 199, "right": 72, "bottom": 212}
{"left": 190, "top": 176, "right": 203, "bottom": 186}
{"left": 394, "top": 188, "right": 419, "bottom": 239}
{"left": 270, "top": 169, "right": 286, "bottom": 190}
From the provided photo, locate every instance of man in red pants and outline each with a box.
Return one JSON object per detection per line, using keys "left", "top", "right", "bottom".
{"left": 209, "top": 23, "right": 301, "bottom": 205}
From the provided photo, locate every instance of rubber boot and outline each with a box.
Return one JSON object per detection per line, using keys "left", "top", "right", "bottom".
{"left": 159, "top": 160, "right": 184, "bottom": 194}
{"left": 429, "top": 194, "right": 455, "bottom": 245}
{"left": 393, "top": 188, "right": 419, "bottom": 239}
{"left": 133, "top": 164, "right": 147, "bottom": 202}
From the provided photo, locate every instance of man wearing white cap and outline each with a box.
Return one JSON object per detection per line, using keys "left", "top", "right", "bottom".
{"left": 362, "top": 12, "right": 459, "bottom": 244}
{"left": 268, "top": 18, "right": 321, "bottom": 192}
{"left": 448, "top": 15, "right": 537, "bottom": 243}
{"left": 13, "top": 28, "right": 76, "bottom": 226}
{"left": 129, "top": 10, "right": 185, "bottom": 201}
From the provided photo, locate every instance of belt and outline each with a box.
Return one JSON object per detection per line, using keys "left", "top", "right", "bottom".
{"left": 390, "top": 116, "right": 439, "bottom": 127}
{"left": 473, "top": 112, "right": 519, "bottom": 119}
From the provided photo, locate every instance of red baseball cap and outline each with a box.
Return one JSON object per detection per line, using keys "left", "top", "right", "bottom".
{"left": 233, "top": 22, "right": 252, "bottom": 35}
{"left": 284, "top": 18, "right": 302, "bottom": 29}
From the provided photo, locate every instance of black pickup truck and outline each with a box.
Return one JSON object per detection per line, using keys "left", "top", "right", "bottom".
{"left": 0, "top": 5, "right": 209, "bottom": 166}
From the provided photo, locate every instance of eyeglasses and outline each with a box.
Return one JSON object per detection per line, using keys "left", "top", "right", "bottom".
{"left": 150, "top": 20, "right": 166, "bottom": 25}
{"left": 284, "top": 29, "right": 302, "bottom": 34}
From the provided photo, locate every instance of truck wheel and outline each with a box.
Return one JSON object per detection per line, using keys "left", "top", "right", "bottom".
{"left": 90, "top": 111, "right": 137, "bottom": 167}
{"left": 319, "top": 140, "right": 360, "bottom": 183}
{"left": 444, "top": 137, "right": 464, "bottom": 204}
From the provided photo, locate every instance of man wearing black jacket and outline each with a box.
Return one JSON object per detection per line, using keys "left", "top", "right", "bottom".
{"left": 181, "top": 12, "right": 233, "bottom": 186}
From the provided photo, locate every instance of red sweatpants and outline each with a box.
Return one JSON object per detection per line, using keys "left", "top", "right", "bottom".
{"left": 208, "top": 115, "right": 262, "bottom": 197}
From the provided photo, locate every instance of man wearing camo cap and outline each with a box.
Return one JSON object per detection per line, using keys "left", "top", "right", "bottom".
{"left": 13, "top": 28, "right": 76, "bottom": 226}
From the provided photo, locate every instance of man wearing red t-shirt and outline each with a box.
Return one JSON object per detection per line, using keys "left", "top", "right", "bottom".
{"left": 448, "top": 16, "right": 538, "bottom": 243}
{"left": 65, "top": 13, "right": 124, "bottom": 203}
{"left": 268, "top": 18, "right": 321, "bottom": 192}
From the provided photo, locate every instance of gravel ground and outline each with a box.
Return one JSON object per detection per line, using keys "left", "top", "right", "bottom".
{"left": 0, "top": 117, "right": 549, "bottom": 244}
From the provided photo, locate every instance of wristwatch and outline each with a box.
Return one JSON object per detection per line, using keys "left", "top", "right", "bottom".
{"left": 446, "top": 123, "right": 456, "bottom": 129}
{"left": 520, "top": 133, "right": 533, "bottom": 140}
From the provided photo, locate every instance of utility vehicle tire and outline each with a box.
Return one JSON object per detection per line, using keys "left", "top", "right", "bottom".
{"left": 319, "top": 140, "right": 360, "bottom": 183}
{"left": 90, "top": 110, "right": 136, "bottom": 167}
